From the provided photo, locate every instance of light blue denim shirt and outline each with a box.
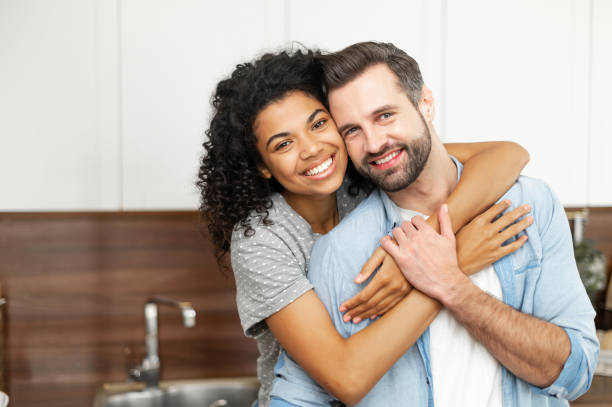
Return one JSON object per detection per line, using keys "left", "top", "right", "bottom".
{"left": 271, "top": 159, "right": 598, "bottom": 407}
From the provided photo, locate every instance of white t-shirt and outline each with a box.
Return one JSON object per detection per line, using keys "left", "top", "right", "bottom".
{"left": 397, "top": 207, "right": 503, "bottom": 407}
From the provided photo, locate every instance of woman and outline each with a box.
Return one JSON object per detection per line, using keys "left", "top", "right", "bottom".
{"left": 198, "top": 49, "right": 530, "bottom": 406}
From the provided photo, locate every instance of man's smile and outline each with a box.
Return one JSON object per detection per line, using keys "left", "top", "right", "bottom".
{"left": 369, "top": 148, "right": 404, "bottom": 170}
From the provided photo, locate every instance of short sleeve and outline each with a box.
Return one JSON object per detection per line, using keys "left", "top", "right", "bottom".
{"left": 231, "top": 227, "right": 313, "bottom": 337}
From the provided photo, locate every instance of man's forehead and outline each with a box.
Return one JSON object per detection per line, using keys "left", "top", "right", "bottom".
{"left": 328, "top": 64, "right": 408, "bottom": 116}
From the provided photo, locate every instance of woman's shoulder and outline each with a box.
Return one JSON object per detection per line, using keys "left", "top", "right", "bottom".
{"left": 230, "top": 193, "right": 313, "bottom": 250}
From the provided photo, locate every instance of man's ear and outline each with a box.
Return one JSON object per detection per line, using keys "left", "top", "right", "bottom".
{"left": 258, "top": 165, "right": 272, "bottom": 179}
{"left": 418, "top": 85, "right": 435, "bottom": 123}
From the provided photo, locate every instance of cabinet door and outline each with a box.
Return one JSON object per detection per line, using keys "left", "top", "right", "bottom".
{"left": 120, "top": 0, "right": 284, "bottom": 209}
{"left": 0, "top": 0, "right": 120, "bottom": 210}
{"left": 443, "top": 0, "right": 591, "bottom": 206}
{"left": 589, "top": 0, "right": 612, "bottom": 206}
{"left": 286, "top": 0, "right": 444, "bottom": 105}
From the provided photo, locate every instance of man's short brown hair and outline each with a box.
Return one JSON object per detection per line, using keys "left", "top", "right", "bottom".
{"left": 320, "top": 41, "right": 424, "bottom": 107}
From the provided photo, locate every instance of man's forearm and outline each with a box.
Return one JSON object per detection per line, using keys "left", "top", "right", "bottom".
{"left": 442, "top": 278, "right": 571, "bottom": 387}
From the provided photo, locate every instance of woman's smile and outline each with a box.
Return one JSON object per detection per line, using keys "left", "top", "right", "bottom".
{"left": 303, "top": 153, "right": 336, "bottom": 178}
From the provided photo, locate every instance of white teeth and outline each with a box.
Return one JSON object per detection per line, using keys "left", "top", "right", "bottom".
{"left": 373, "top": 150, "right": 401, "bottom": 165}
{"left": 305, "top": 156, "right": 333, "bottom": 176}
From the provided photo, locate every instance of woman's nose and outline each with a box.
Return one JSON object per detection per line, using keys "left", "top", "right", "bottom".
{"left": 300, "top": 135, "right": 324, "bottom": 159}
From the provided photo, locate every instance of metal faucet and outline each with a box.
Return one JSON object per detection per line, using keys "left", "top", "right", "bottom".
{"left": 129, "top": 296, "right": 196, "bottom": 388}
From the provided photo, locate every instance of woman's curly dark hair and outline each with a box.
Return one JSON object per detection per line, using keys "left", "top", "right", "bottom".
{"left": 197, "top": 49, "right": 329, "bottom": 266}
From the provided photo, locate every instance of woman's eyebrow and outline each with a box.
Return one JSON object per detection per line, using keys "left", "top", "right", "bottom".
{"left": 265, "top": 132, "right": 289, "bottom": 149}
{"left": 306, "top": 108, "right": 325, "bottom": 125}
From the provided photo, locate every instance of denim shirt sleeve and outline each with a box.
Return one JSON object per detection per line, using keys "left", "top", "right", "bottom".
{"left": 309, "top": 234, "right": 352, "bottom": 338}
{"left": 529, "top": 181, "right": 599, "bottom": 400}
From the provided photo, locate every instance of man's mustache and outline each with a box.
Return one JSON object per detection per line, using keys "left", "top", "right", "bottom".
{"left": 362, "top": 144, "right": 407, "bottom": 166}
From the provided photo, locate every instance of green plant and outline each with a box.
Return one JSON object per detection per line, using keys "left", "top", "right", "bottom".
{"left": 575, "top": 239, "right": 607, "bottom": 307}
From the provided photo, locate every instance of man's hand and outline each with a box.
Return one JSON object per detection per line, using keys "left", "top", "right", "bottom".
{"left": 380, "top": 204, "right": 470, "bottom": 303}
{"left": 339, "top": 247, "right": 412, "bottom": 323}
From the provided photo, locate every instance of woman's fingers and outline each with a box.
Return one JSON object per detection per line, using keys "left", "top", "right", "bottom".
{"left": 480, "top": 200, "right": 511, "bottom": 223}
{"left": 345, "top": 289, "right": 390, "bottom": 323}
{"left": 497, "top": 215, "right": 533, "bottom": 243}
{"left": 498, "top": 235, "right": 529, "bottom": 257}
{"left": 355, "top": 246, "right": 387, "bottom": 284}
{"left": 493, "top": 204, "right": 531, "bottom": 231}
{"left": 340, "top": 276, "right": 380, "bottom": 315}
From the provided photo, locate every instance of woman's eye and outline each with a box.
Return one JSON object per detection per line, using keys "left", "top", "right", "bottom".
{"left": 313, "top": 119, "right": 327, "bottom": 129}
{"left": 275, "top": 140, "right": 291, "bottom": 151}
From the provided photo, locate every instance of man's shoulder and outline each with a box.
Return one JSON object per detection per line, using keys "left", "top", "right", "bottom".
{"left": 500, "top": 175, "right": 563, "bottom": 265}
{"left": 503, "top": 175, "right": 555, "bottom": 204}
{"left": 308, "top": 190, "right": 389, "bottom": 281}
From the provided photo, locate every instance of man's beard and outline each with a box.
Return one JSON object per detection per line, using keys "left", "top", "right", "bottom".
{"left": 356, "top": 126, "right": 432, "bottom": 192}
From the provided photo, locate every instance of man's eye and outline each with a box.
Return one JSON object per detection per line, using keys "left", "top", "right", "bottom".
{"left": 313, "top": 119, "right": 327, "bottom": 129}
{"left": 344, "top": 127, "right": 358, "bottom": 137}
{"left": 380, "top": 112, "right": 392, "bottom": 120}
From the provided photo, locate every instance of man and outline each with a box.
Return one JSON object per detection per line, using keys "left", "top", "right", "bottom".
{"left": 271, "top": 42, "right": 598, "bottom": 406}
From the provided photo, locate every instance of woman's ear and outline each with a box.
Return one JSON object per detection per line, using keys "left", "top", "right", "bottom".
{"left": 418, "top": 85, "right": 436, "bottom": 123}
{"left": 259, "top": 166, "right": 272, "bottom": 179}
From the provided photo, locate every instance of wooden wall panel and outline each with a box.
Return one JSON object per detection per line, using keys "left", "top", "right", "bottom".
{"left": 0, "top": 209, "right": 611, "bottom": 406}
{"left": 0, "top": 212, "right": 257, "bottom": 406}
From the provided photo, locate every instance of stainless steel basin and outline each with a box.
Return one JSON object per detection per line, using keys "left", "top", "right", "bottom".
{"left": 94, "top": 377, "right": 259, "bottom": 407}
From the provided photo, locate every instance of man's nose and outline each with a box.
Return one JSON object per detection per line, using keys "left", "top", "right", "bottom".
{"left": 363, "top": 126, "right": 386, "bottom": 154}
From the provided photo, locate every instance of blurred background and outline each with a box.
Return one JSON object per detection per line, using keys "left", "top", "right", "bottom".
{"left": 0, "top": 0, "right": 611, "bottom": 406}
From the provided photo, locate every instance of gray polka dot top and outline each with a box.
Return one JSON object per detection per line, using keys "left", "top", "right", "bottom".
{"left": 230, "top": 177, "right": 364, "bottom": 406}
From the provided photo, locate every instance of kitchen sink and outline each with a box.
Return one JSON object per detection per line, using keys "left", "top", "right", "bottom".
{"left": 93, "top": 377, "right": 259, "bottom": 407}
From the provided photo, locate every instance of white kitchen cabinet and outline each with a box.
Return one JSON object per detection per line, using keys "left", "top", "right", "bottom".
{"left": 0, "top": 0, "right": 121, "bottom": 210}
{"left": 120, "top": 0, "right": 285, "bottom": 209}
{"left": 443, "top": 0, "right": 591, "bottom": 206}
{"left": 1, "top": 1, "right": 610, "bottom": 210}
{"left": 285, "top": 0, "right": 444, "bottom": 109}
{"left": 589, "top": 0, "right": 612, "bottom": 206}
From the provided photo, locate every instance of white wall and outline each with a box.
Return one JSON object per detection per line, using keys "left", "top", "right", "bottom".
{"left": 1, "top": 0, "right": 610, "bottom": 210}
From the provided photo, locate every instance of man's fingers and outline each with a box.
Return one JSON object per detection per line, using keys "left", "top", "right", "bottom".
{"left": 392, "top": 226, "right": 409, "bottom": 247}
{"left": 438, "top": 204, "right": 454, "bottom": 239}
{"left": 410, "top": 215, "right": 431, "bottom": 232}
{"left": 400, "top": 220, "right": 417, "bottom": 237}
{"left": 380, "top": 235, "right": 400, "bottom": 256}
{"left": 356, "top": 246, "right": 387, "bottom": 284}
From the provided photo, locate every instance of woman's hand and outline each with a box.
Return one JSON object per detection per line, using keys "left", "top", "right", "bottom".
{"left": 456, "top": 200, "right": 532, "bottom": 275}
{"left": 339, "top": 246, "right": 412, "bottom": 323}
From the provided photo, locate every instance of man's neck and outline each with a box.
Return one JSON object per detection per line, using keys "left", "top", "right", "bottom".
{"left": 386, "top": 140, "right": 458, "bottom": 216}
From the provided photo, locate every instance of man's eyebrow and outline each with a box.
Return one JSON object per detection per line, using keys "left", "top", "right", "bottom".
{"left": 307, "top": 108, "right": 325, "bottom": 125}
{"left": 337, "top": 122, "right": 356, "bottom": 135}
{"left": 371, "top": 104, "right": 399, "bottom": 117}
{"left": 265, "top": 132, "right": 289, "bottom": 149}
